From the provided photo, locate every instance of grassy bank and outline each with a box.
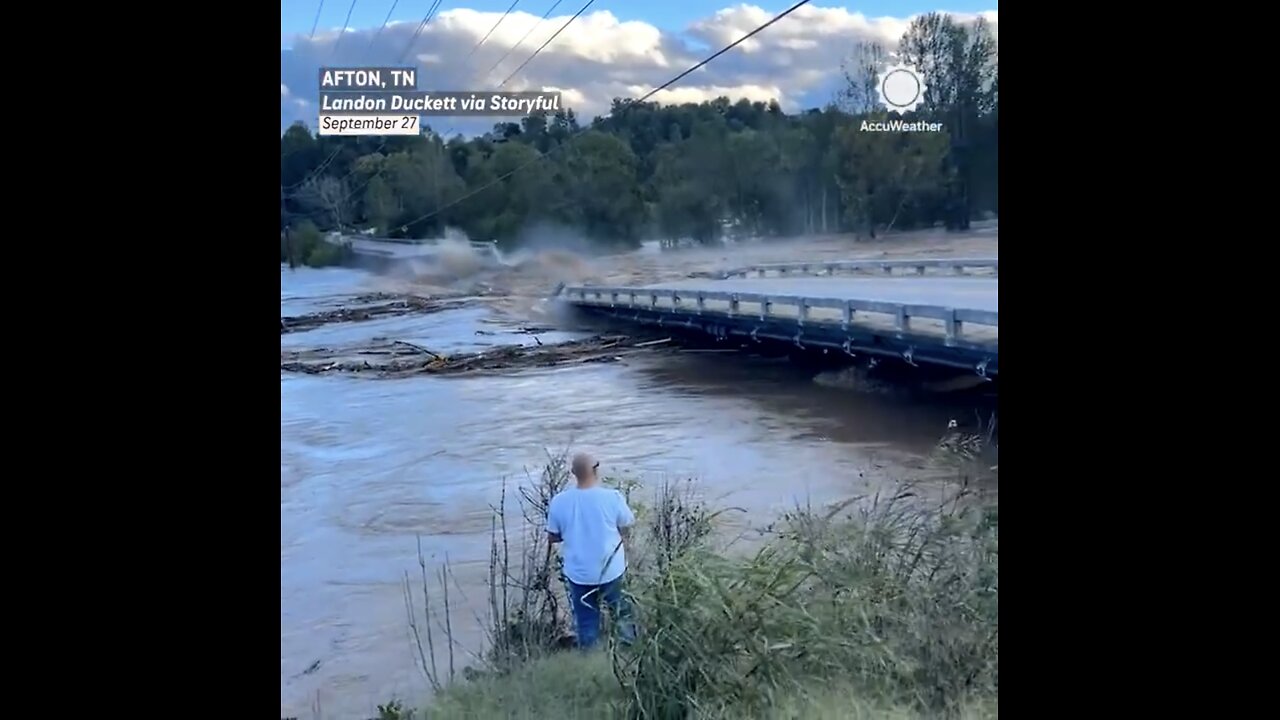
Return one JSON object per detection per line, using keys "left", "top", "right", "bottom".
{"left": 395, "top": 456, "right": 997, "bottom": 719}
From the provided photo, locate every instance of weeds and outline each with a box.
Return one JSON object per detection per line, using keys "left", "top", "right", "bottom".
{"left": 403, "top": 452, "right": 997, "bottom": 719}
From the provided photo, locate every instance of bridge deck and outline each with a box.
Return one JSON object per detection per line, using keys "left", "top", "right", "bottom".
{"left": 649, "top": 277, "right": 998, "bottom": 312}
{"left": 559, "top": 260, "right": 998, "bottom": 376}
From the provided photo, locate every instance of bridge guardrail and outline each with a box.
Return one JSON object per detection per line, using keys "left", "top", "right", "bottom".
{"left": 717, "top": 258, "right": 998, "bottom": 279}
{"left": 561, "top": 285, "right": 997, "bottom": 346}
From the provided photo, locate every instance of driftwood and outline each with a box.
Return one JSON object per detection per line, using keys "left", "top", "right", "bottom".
{"left": 280, "top": 334, "right": 672, "bottom": 378}
{"left": 280, "top": 295, "right": 467, "bottom": 334}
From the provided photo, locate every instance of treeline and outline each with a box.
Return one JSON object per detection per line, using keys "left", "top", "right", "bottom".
{"left": 280, "top": 13, "right": 996, "bottom": 252}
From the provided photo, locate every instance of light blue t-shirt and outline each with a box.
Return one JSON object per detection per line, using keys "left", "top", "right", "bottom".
{"left": 547, "top": 485, "right": 635, "bottom": 586}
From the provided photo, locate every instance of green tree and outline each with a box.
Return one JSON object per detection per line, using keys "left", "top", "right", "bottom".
{"left": 898, "top": 13, "right": 998, "bottom": 229}
{"left": 364, "top": 175, "right": 397, "bottom": 234}
{"left": 278, "top": 31, "right": 995, "bottom": 255}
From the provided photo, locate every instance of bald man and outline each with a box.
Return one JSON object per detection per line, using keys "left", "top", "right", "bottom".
{"left": 547, "top": 453, "right": 637, "bottom": 649}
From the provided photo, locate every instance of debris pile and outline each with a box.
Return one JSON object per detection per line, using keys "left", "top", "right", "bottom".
{"left": 281, "top": 335, "right": 673, "bottom": 378}
{"left": 280, "top": 294, "right": 469, "bottom": 334}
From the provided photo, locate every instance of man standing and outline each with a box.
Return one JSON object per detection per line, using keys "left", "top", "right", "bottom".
{"left": 547, "top": 452, "right": 637, "bottom": 649}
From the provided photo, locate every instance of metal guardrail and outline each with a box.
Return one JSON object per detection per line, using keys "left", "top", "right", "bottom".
{"left": 718, "top": 258, "right": 998, "bottom": 279}
{"left": 560, "top": 285, "right": 997, "bottom": 346}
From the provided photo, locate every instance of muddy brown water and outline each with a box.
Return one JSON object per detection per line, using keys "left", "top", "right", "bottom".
{"left": 280, "top": 229, "right": 997, "bottom": 718}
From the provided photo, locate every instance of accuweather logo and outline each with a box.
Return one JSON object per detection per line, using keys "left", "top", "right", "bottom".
{"left": 876, "top": 62, "right": 927, "bottom": 114}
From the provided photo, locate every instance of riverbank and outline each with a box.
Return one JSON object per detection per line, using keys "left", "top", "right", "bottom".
{"left": 384, "top": 458, "right": 997, "bottom": 719}
{"left": 280, "top": 230, "right": 997, "bottom": 717}
{"left": 425, "top": 653, "right": 998, "bottom": 719}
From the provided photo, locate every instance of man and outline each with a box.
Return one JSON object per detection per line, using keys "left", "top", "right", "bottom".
{"left": 547, "top": 452, "right": 637, "bottom": 649}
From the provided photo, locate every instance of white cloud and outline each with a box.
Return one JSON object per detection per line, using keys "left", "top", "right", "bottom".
{"left": 280, "top": 5, "right": 997, "bottom": 135}
{"left": 628, "top": 83, "right": 789, "bottom": 109}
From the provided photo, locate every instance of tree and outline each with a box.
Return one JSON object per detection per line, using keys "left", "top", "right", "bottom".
{"left": 837, "top": 42, "right": 889, "bottom": 114}
{"left": 556, "top": 131, "right": 646, "bottom": 246}
{"left": 898, "top": 13, "right": 998, "bottom": 230}
{"left": 364, "top": 175, "right": 397, "bottom": 234}
{"left": 297, "top": 175, "right": 352, "bottom": 231}
{"left": 277, "top": 31, "right": 996, "bottom": 257}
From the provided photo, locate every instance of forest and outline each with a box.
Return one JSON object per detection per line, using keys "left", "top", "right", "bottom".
{"left": 280, "top": 13, "right": 997, "bottom": 259}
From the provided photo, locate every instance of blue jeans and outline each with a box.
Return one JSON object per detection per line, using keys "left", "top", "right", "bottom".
{"left": 564, "top": 574, "right": 636, "bottom": 649}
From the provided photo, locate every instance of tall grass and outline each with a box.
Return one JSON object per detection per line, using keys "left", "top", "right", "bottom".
{"left": 404, "top": 455, "right": 997, "bottom": 719}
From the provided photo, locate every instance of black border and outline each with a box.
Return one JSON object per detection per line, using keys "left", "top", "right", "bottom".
{"left": 118, "top": 11, "right": 282, "bottom": 716}
{"left": 147, "top": 6, "right": 1171, "bottom": 717}
{"left": 1005, "top": 12, "right": 1166, "bottom": 703}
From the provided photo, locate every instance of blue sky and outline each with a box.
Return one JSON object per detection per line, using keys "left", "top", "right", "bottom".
{"left": 281, "top": 1, "right": 996, "bottom": 44}
{"left": 281, "top": 2, "right": 998, "bottom": 134}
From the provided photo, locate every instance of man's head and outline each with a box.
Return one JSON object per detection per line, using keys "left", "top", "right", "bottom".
{"left": 571, "top": 452, "right": 599, "bottom": 485}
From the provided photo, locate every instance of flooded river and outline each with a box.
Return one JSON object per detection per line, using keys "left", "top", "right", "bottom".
{"left": 280, "top": 231, "right": 997, "bottom": 718}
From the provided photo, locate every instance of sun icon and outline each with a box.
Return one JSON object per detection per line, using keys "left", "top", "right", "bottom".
{"left": 876, "top": 63, "right": 927, "bottom": 114}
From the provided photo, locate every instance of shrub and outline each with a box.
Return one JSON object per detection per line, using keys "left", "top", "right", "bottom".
{"left": 410, "top": 457, "right": 998, "bottom": 719}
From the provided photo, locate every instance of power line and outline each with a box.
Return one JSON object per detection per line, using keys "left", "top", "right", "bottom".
{"left": 465, "top": 0, "right": 520, "bottom": 64}
{"left": 485, "top": 0, "right": 562, "bottom": 80}
{"left": 632, "top": 0, "right": 812, "bottom": 103}
{"left": 286, "top": 0, "right": 358, "bottom": 188}
{"left": 333, "top": 0, "right": 360, "bottom": 55}
{"left": 310, "top": 0, "right": 327, "bottom": 38}
{"left": 378, "top": 0, "right": 580, "bottom": 228}
{"left": 283, "top": 146, "right": 343, "bottom": 190}
{"left": 302, "top": 1, "right": 450, "bottom": 195}
{"left": 288, "top": 1, "right": 437, "bottom": 196}
{"left": 400, "top": 0, "right": 814, "bottom": 232}
{"left": 397, "top": 0, "right": 443, "bottom": 64}
{"left": 367, "top": 0, "right": 401, "bottom": 55}
{"left": 498, "top": 0, "right": 593, "bottom": 88}
{"left": 435, "top": 0, "right": 539, "bottom": 141}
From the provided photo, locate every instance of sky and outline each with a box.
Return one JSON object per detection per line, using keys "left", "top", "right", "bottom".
{"left": 280, "top": 1, "right": 997, "bottom": 134}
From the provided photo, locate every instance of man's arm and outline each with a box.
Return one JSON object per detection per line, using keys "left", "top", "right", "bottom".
{"left": 616, "top": 491, "right": 636, "bottom": 543}
{"left": 547, "top": 499, "right": 562, "bottom": 544}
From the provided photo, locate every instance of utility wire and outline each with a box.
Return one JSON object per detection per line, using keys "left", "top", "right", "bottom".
{"left": 310, "top": 0, "right": 327, "bottom": 38}
{"left": 367, "top": 0, "right": 401, "bottom": 55}
{"left": 465, "top": 1, "right": 521, "bottom": 64}
{"left": 498, "top": 0, "right": 593, "bottom": 88}
{"left": 397, "top": 0, "right": 443, "bottom": 64}
{"left": 485, "top": 0, "right": 562, "bottom": 80}
{"left": 300, "top": 0, "right": 360, "bottom": 198}
{"left": 399, "top": 0, "right": 815, "bottom": 231}
{"left": 333, "top": 0, "right": 360, "bottom": 55}
{"left": 288, "top": 1, "right": 441, "bottom": 196}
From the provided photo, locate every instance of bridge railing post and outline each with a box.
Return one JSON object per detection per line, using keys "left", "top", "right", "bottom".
{"left": 895, "top": 306, "right": 910, "bottom": 332}
{"left": 842, "top": 300, "right": 854, "bottom": 330}
{"left": 729, "top": 294, "right": 739, "bottom": 316}
{"left": 798, "top": 298, "right": 810, "bottom": 324}
{"left": 760, "top": 297, "right": 772, "bottom": 320}
{"left": 944, "top": 309, "right": 960, "bottom": 343}
{"left": 610, "top": 292, "right": 619, "bottom": 307}
{"left": 696, "top": 292, "right": 705, "bottom": 314}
